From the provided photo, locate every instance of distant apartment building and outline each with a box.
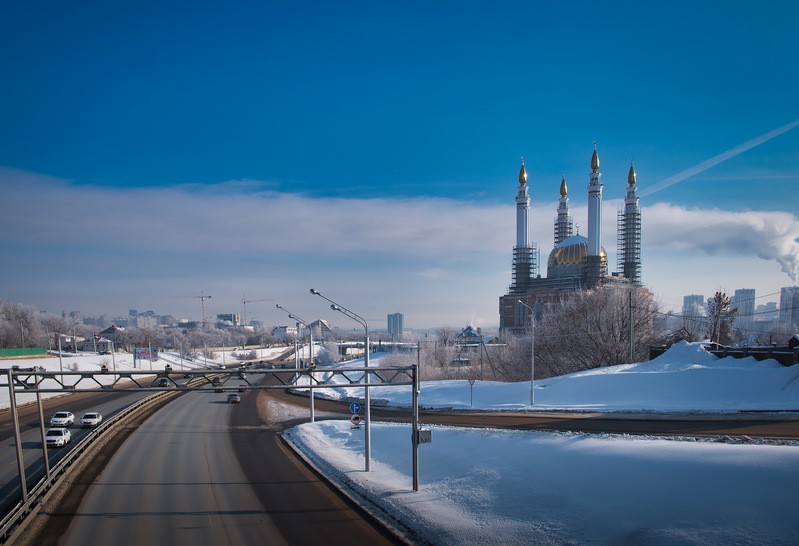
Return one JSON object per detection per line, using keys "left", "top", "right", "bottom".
{"left": 272, "top": 325, "right": 298, "bottom": 338}
{"left": 754, "top": 302, "right": 778, "bottom": 322}
{"left": 682, "top": 294, "right": 705, "bottom": 334}
{"left": 781, "top": 287, "right": 799, "bottom": 328}
{"left": 732, "top": 288, "right": 756, "bottom": 332}
{"left": 387, "top": 312, "right": 404, "bottom": 340}
{"left": 216, "top": 313, "right": 241, "bottom": 327}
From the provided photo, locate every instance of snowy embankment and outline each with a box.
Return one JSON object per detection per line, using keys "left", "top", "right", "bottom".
{"left": 309, "top": 341, "right": 799, "bottom": 413}
{"left": 287, "top": 421, "right": 799, "bottom": 545}
{"left": 282, "top": 341, "right": 799, "bottom": 544}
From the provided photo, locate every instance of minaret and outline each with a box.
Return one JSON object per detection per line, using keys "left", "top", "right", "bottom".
{"left": 617, "top": 160, "right": 642, "bottom": 284}
{"left": 585, "top": 143, "right": 605, "bottom": 288}
{"left": 553, "top": 171, "right": 573, "bottom": 245}
{"left": 516, "top": 160, "right": 530, "bottom": 248}
{"left": 510, "top": 159, "right": 537, "bottom": 292}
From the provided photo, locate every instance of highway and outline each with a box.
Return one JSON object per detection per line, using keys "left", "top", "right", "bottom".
{"left": 12, "top": 368, "right": 799, "bottom": 545}
{"left": 55, "top": 382, "right": 402, "bottom": 546}
{"left": 0, "top": 390, "right": 152, "bottom": 517}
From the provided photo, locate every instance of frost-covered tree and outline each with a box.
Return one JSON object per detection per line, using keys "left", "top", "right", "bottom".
{"left": 533, "top": 283, "right": 661, "bottom": 378}
{"left": 706, "top": 291, "right": 738, "bottom": 345}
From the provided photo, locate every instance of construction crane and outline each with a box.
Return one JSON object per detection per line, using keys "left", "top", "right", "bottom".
{"left": 242, "top": 295, "right": 273, "bottom": 326}
{"left": 177, "top": 291, "right": 213, "bottom": 328}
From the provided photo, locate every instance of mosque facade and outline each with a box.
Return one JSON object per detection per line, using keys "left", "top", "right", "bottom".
{"left": 499, "top": 145, "right": 642, "bottom": 333}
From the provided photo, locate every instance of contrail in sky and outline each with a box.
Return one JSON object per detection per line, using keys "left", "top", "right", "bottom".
{"left": 640, "top": 118, "right": 799, "bottom": 197}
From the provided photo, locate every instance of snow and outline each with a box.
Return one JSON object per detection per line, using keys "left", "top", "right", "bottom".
{"left": 4, "top": 341, "right": 799, "bottom": 542}
{"left": 305, "top": 341, "right": 799, "bottom": 413}
{"left": 286, "top": 422, "right": 799, "bottom": 545}
{"left": 281, "top": 341, "right": 799, "bottom": 544}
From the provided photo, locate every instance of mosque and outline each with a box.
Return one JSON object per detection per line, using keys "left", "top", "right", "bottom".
{"left": 499, "top": 145, "right": 642, "bottom": 333}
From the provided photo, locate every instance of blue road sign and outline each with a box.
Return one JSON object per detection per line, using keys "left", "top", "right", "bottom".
{"left": 349, "top": 402, "right": 362, "bottom": 414}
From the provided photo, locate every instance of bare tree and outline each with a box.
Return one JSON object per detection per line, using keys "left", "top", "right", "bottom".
{"left": 436, "top": 326, "right": 456, "bottom": 347}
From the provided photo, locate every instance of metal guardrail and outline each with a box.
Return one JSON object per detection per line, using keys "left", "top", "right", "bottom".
{"left": 0, "top": 388, "right": 182, "bottom": 544}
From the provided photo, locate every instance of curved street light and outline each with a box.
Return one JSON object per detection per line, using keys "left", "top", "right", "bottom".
{"left": 276, "top": 304, "right": 316, "bottom": 422}
{"left": 310, "top": 288, "right": 372, "bottom": 471}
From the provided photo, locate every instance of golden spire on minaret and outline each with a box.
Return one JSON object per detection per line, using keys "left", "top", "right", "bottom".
{"left": 518, "top": 156, "right": 528, "bottom": 186}
{"left": 628, "top": 159, "right": 637, "bottom": 187}
{"left": 560, "top": 171, "right": 568, "bottom": 197}
{"left": 590, "top": 141, "right": 600, "bottom": 173}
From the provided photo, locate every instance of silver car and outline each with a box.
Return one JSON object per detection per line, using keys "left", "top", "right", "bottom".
{"left": 50, "top": 411, "right": 75, "bottom": 427}
{"left": 81, "top": 412, "right": 103, "bottom": 427}
{"left": 45, "top": 428, "right": 72, "bottom": 448}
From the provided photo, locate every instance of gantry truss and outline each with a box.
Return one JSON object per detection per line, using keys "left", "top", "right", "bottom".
{"left": 2, "top": 365, "right": 416, "bottom": 393}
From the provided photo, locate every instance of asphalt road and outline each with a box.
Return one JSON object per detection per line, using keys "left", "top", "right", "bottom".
{"left": 57, "top": 382, "right": 402, "bottom": 546}
{"left": 0, "top": 390, "right": 152, "bottom": 516}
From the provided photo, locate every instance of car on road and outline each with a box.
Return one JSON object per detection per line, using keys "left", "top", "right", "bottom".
{"left": 227, "top": 393, "right": 241, "bottom": 404}
{"left": 212, "top": 377, "right": 224, "bottom": 392}
{"left": 153, "top": 378, "right": 172, "bottom": 387}
{"left": 238, "top": 384, "right": 248, "bottom": 392}
{"left": 50, "top": 411, "right": 75, "bottom": 427}
{"left": 45, "top": 428, "right": 72, "bottom": 447}
{"left": 81, "top": 412, "right": 103, "bottom": 427}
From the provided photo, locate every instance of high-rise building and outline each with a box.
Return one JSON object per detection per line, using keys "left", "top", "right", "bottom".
{"left": 732, "top": 288, "right": 756, "bottom": 332}
{"left": 387, "top": 313, "right": 404, "bottom": 340}
{"left": 780, "top": 287, "right": 799, "bottom": 328}
{"left": 682, "top": 294, "right": 705, "bottom": 334}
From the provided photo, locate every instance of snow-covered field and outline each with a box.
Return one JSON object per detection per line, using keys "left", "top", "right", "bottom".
{"left": 282, "top": 341, "right": 799, "bottom": 544}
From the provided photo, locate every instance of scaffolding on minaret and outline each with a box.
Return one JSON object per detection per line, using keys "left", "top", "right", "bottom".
{"left": 511, "top": 244, "right": 539, "bottom": 293}
{"left": 554, "top": 172, "right": 573, "bottom": 246}
{"left": 553, "top": 215, "right": 573, "bottom": 246}
{"left": 617, "top": 205, "right": 642, "bottom": 285}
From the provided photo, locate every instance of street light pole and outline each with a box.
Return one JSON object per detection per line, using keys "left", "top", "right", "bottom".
{"left": 310, "top": 288, "right": 371, "bottom": 472}
{"left": 518, "top": 300, "right": 535, "bottom": 406}
{"left": 276, "top": 304, "right": 316, "bottom": 422}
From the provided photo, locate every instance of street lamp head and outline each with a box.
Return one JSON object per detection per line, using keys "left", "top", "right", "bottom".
{"left": 331, "top": 304, "right": 339, "bottom": 311}
{"left": 310, "top": 288, "right": 319, "bottom": 295}
{"left": 275, "top": 303, "right": 282, "bottom": 310}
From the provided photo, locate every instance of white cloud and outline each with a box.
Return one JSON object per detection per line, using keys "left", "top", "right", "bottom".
{"left": 1, "top": 168, "right": 797, "bottom": 325}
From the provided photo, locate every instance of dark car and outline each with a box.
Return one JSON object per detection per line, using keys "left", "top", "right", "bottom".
{"left": 212, "top": 377, "right": 223, "bottom": 393}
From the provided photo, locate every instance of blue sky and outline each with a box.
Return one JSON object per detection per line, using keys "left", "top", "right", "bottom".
{"left": 1, "top": 1, "right": 798, "bottom": 329}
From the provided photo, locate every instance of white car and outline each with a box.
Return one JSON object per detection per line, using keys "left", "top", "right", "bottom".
{"left": 45, "top": 428, "right": 72, "bottom": 448}
{"left": 80, "top": 412, "right": 103, "bottom": 427}
{"left": 50, "top": 411, "right": 75, "bottom": 427}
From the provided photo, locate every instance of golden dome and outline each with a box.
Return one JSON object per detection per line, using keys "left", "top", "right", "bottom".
{"left": 591, "top": 144, "right": 600, "bottom": 173}
{"left": 547, "top": 235, "right": 607, "bottom": 277}
{"left": 560, "top": 172, "right": 567, "bottom": 197}
{"left": 628, "top": 161, "right": 637, "bottom": 187}
{"left": 518, "top": 161, "right": 528, "bottom": 186}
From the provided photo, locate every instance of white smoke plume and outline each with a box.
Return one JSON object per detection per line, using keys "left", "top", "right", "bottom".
{"left": 644, "top": 203, "right": 799, "bottom": 281}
